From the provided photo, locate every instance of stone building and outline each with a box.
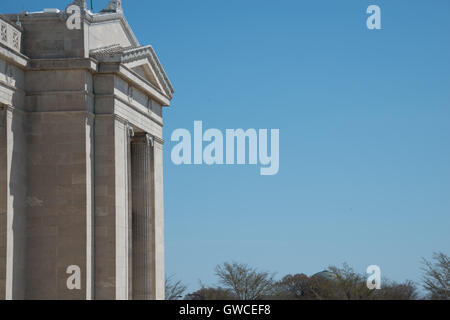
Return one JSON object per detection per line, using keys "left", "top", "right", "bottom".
{"left": 0, "top": 0, "right": 173, "bottom": 300}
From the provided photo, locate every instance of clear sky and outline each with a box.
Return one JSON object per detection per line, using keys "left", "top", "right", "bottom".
{"left": 4, "top": 0, "right": 450, "bottom": 294}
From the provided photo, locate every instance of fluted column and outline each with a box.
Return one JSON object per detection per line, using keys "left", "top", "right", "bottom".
{"left": 131, "top": 133, "right": 154, "bottom": 300}
{"left": 126, "top": 124, "right": 134, "bottom": 299}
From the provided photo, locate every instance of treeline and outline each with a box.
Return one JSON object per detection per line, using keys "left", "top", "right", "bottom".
{"left": 166, "top": 252, "right": 449, "bottom": 300}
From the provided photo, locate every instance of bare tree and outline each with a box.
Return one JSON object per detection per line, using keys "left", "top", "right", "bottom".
{"left": 272, "top": 274, "right": 311, "bottom": 300}
{"left": 326, "top": 264, "right": 419, "bottom": 300}
{"left": 165, "top": 276, "right": 187, "bottom": 300}
{"left": 215, "top": 262, "right": 275, "bottom": 300}
{"left": 377, "top": 280, "right": 418, "bottom": 300}
{"left": 185, "top": 287, "right": 235, "bottom": 300}
{"left": 327, "top": 264, "right": 375, "bottom": 300}
{"left": 283, "top": 264, "right": 420, "bottom": 300}
{"left": 422, "top": 252, "right": 450, "bottom": 300}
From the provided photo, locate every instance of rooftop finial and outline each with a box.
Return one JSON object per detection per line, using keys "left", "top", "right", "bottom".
{"left": 16, "top": 14, "right": 22, "bottom": 27}
{"left": 71, "top": 0, "right": 88, "bottom": 10}
{"left": 100, "top": 0, "right": 123, "bottom": 14}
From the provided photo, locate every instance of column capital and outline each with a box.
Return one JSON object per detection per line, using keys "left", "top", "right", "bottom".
{"left": 132, "top": 133, "right": 154, "bottom": 147}
{"left": 127, "top": 124, "right": 135, "bottom": 138}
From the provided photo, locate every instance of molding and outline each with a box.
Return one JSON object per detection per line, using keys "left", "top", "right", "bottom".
{"left": 96, "top": 113, "right": 164, "bottom": 144}
{"left": 5, "top": 6, "right": 139, "bottom": 48}
{"left": 26, "top": 89, "right": 94, "bottom": 98}
{"left": 1, "top": 105, "right": 98, "bottom": 121}
{"left": 0, "top": 104, "right": 25, "bottom": 116}
{"left": 0, "top": 43, "right": 28, "bottom": 68}
{"left": 153, "top": 135, "right": 164, "bottom": 145}
{"left": 0, "top": 79, "right": 25, "bottom": 95}
{"left": 28, "top": 58, "right": 98, "bottom": 72}
{"left": 120, "top": 46, "right": 173, "bottom": 95}
{"left": 27, "top": 109, "right": 95, "bottom": 119}
{"left": 95, "top": 113, "right": 131, "bottom": 127}
{"left": 132, "top": 132, "right": 163, "bottom": 146}
{"left": 96, "top": 62, "right": 170, "bottom": 106}
{"left": 7, "top": 90, "right": 161, "bottom": 127}
{"left": 92, "top": 45, "right": 173, "bottom": 99}
{"left": 95, "top": 93, "right": 163, "bottom": 127}
{"left": 119, "top": 64, "right": 170, "bottom": 105}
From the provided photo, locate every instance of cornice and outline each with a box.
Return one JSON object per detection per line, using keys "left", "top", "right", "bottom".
{"left": 95, "top": 93, "right": 164, "bottom": 127}
{"left": 96, "top": 61, "right": 171, "bottom": 106}
{"left": 0, "top": 104, "right": 26, "bottom": 115}
{"left": 121, "top": 46, "right": 174, "bottom": 97}
{"left": 95, "top": 112, "right": 164, "bottom": 144}
{"left": 0, "top": 42, "right": 29, "bottom": 68}
{"left": 28, "top": 58, "right": 98, "bottom": 72}
{"left": 91, "top": 45, "right": 174, "bottom": 100}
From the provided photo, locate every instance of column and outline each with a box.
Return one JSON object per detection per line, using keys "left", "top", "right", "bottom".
{"left": 94, "top": 116, "right": 132, "bottom": 300}
{"left": 131, "top": 133, "right": 154, "bottom": 300}
{"left": 126, "top": 124, "right": 134, "bottom": 300}
{"left": 153, "top": 140, "right": 165, "bottom": 300}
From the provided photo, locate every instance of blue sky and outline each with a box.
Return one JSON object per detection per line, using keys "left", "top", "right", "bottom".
{"left": 4, "top": 0, "right": 450, "bottom": 294}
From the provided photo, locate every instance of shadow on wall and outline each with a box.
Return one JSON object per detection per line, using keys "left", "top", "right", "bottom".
{"left": 9, "top": 100, "right": 27, "bottom": 300}
{"left": 0, "top": 104, "right": 6, "bottom": 300}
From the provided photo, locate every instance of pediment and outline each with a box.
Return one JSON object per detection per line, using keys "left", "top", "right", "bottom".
{"left": 90, "top": 45, "right": 174, "bottom": 100}
{"left": 121, "top": 46, "right": 174, "bottom": 98}
{"left": 128, "top": 59, "right": 164, "bottom": 95}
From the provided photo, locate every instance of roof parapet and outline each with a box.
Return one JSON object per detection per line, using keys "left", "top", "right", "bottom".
{"left": 0, "top": 15, "right": 22, "bottom": 53}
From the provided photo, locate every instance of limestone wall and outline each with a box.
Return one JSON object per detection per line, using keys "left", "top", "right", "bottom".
{"left": 20, "top": 14, "right": 87, "bottom": 59}
{"left": 25, "top": 112, "right": 91, "bottom": 300}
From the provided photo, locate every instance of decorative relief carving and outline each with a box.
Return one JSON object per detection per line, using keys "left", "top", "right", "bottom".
{"left": 1, "top": 23, "right": 7, "bottom": 42}
{"left": 12, "top": 31, "right": 19, "bottom": 49}
{"left": 0, "top": 19, "right": 21, "bottom": 52}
